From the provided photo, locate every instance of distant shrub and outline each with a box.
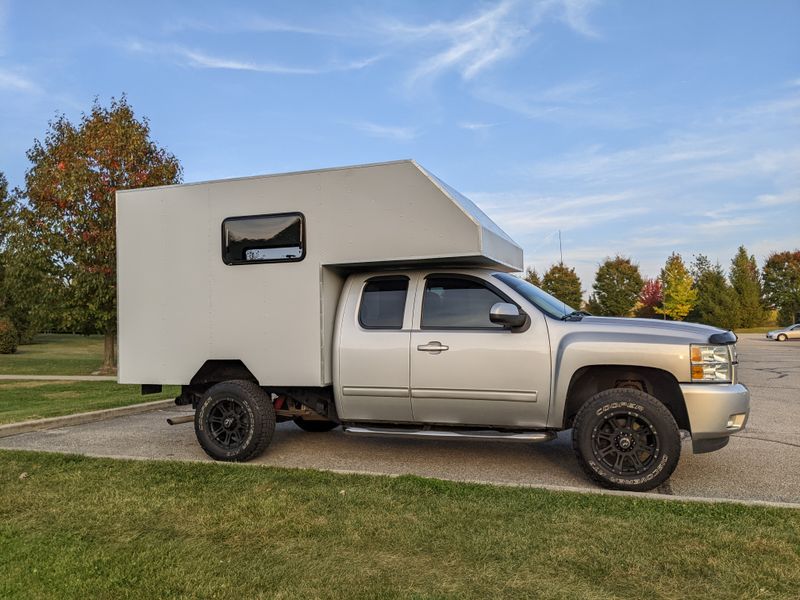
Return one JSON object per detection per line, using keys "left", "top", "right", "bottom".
{"left": 0, "top": 318, "right": 19, "bottom": 354}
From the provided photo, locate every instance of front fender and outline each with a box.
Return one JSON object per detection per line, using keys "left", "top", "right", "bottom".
{"left": 547, "top": 331, "right": 691, "bottom": 428}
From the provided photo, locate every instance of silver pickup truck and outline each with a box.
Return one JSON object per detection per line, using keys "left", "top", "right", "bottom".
{"left": 189, "top": 268, "right": 749, "bottom": 492}
{"left": 118, "top": 162, "right": 749, "bottom": 493}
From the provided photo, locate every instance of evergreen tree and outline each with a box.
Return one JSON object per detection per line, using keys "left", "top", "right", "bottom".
{"left": 591, "top": 256, "right": 644, "bottom": 316}
{"left": 730, "top": 246, "right": 766, "bottom": 327}
{"left": 542, "top": 262, "right": 582, "bottom": 309}
{"left": 656, "top": 253, "right": 696, "bottom": 321}
{"left": 689, "top": 255, "right": 740, "bottom": 330}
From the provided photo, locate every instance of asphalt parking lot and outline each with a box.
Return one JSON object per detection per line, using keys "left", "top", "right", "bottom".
{"left": 2, "top": 334, "right": 798, "bottom": 504}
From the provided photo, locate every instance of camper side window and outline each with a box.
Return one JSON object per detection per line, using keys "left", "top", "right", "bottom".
{"left": 222, "top": 213, "right": 305, "bottom": 265}
{"left": 359, "top": 277, "right": 409, "bottom": 330}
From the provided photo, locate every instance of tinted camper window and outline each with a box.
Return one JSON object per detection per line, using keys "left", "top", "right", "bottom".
{"left": 222, "top": 213, "right": 305, "bottom": 264}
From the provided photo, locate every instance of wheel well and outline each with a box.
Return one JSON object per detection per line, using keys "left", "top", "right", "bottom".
{"left": 563, "top": 365, "right": 690, "bottom": 431}
{"left": 189, "top": 360, "right": 257, "bottom": 386}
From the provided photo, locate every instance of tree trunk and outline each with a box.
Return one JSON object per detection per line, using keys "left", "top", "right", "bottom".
{"left": 100, "top": 330, "right": 117, "bottom": 374}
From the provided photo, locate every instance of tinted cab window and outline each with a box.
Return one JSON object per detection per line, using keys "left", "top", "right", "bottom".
{"left": 359, "top": 278, "right": 409, "bottom": 329}
{"left": 422, "top": 277, "right": 505, "bottom": 329}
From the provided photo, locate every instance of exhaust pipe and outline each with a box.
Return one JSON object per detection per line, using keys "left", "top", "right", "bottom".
{"left": 166, "top": 415, "right": 194, "bottom": 425}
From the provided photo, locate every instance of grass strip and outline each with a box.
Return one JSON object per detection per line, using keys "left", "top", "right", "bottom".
{"left": 1, "top": 450, "right": 798, "bottom": 599}
{"left": 0, "top": 334, "right": 104, "bottom": 376}
{"left": 0, "top": 381, "right": 180, "bottom": 424}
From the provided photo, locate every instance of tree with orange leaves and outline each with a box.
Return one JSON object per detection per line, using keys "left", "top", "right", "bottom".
{"left": 22, "top": 96, "right": 182, "bottom": 371}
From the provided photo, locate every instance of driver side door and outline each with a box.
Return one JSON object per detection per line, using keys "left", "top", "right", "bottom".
{"left": 409, "top": 274, "right": 550, "bottom": 428}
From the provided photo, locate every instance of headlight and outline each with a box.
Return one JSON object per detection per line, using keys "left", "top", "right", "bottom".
{"left": 690, "top": 344, "right": 733, "bottom": 382}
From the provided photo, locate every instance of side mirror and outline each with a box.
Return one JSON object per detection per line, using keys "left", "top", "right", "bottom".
{"left": 489, "top": 302, "right": 527, "bottom": 329}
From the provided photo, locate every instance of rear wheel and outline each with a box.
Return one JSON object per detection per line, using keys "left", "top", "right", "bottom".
{"left": 293, "top": 417, "right": 338, "bottom": 432}
{"left": 195, "top": 380, "right": 275, "bottom": 461}
{"left": 572, "top": 388, "right": 680, "bottom": 492}
{"left": 777, "top": 334, "right": 788, "bottom": 341}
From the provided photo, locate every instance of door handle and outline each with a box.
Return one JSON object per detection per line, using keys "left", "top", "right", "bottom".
{"left": 417, "top": 341, "right": 449, "bottom": 354}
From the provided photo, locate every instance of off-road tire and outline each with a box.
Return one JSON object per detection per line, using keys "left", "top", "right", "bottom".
{"left": 572, "top": 388, "right": 681, "bottom": 492}
{"left": 195, "top": 380, "right": 275, "bottom": 462}
{"left": 293, "top": 417, "right": 339, "bottom": 433}
{"left": 777, "top": 334, "right": 788, "bottom": 341}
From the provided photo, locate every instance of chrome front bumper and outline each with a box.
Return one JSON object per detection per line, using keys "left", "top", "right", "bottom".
{"left": 679, "top": 383, "right": 750, "bottom": 454}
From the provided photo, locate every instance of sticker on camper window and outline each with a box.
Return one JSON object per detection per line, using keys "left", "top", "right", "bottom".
{"left": 222, "top": 213, "right": 305, "bottom": 265}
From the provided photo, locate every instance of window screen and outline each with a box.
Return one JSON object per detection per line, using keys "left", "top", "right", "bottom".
{"left": 222, "top": 213, "right": 304, "bottom": 265}
{"left": 422, "top": 277, "right": 505, "bottom": 329}
{"left": 359, "top": 278, "right": 409, "bottom": 329}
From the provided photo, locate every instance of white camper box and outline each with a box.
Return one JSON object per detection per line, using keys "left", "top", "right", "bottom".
{"left": 116, "top": 160, "right": 523, "bottom": 387}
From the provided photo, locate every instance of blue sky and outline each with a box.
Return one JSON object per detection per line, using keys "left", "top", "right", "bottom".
{"left": 1, "top": 0, "right": 798, "bottom": 291}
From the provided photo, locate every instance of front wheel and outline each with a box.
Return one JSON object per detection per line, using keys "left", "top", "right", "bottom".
{"left": 572, "top": 388, "right": 680, "bottom": 492}
{"left": 195, "top": 380, "right": 276, "bottom": 462}
{"left": 777, "top": 334, "right": 788, "bottom": 341}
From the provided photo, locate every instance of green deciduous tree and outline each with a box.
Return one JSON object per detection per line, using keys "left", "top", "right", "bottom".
{"left": 590, "top": 255, "right": 643, "bottom": 316}
{"left": 541, "top": 262, "right": 582, "bottom": 309}
{"left": 730, "top": 246, "right": 766, "bottom": 327}
{"left": 656, "top": 253, "right": 696, "bottom": 321}
{"left": 524, "top": 266, "right": 541, "bottom": 287}
{"left": 23, "top": 96, "right": 182, "bottom": 371}
{"left": 0, "top": 172, "right": 13, "bottom": 245}
{"left": 0, "top": 212, "right": 64, "bottom": 343}
{"left": 688, "top": 255, "right": 740, "bottom": 330}
{"left": 763, "top": 250, "right": 800, "bottom": 325}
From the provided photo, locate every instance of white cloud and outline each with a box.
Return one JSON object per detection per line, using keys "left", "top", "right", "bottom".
{"left": 378, "top": 0, "right": 600, "bottom": 87}
{"left": 459, "top": 121, "right": 495, "bottom": 131}
{"left": 125, "top": 40, "right": 380, "bottom": 75}
{"left": 0, "top": 67, "right": 38, "bottom": 93}
{"left": 757, "top": 189, "right": 800, "bottom": 206}
{"left": 164, "top": 16, "right": 338, "bottom": 37}
{"left": 352, "top": 121, "right": 418, "bottom": 141}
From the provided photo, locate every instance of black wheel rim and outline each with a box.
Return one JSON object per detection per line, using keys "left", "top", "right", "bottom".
{"left": 206, "top": 397, "right": 250, "bottom": 450}
{"left": 591, "top": 410, "right": 660, "bottom": 476}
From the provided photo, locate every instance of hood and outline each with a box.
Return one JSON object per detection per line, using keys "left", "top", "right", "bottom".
{"left": 577, "top": 316, "right": 733, "bottom": 344}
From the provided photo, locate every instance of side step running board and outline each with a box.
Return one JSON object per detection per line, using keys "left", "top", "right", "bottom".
{"left": 343, "top": 426, "right": 556, "bottom": 443}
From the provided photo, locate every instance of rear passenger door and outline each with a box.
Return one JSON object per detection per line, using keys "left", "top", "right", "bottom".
{"left": 409, "top": 275, "right": 550, "bottom": 428}
{"left": 336, "top": 275, "right": 415, "bottom": 422}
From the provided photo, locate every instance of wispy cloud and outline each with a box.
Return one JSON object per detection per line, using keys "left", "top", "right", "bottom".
{"left": 162, "top": 16, "right": 341, "bottom": 37}
{"left": 352, "top": 121, "right": 418, "bottom": 141}
{"left": 472, "top": 78, "right": 640, "bottom": 128}
{"left": 488, "top": 87, "right": 800, "bottom": 281}
{"left": 125, "top": 40, "right": 380, "bottom": 75}
{"left": 469, "top": 190, "right": 648, "bottom": 238}
{"left": 0, "top": 67, "right": 38, "bottom": 93}
{"left": 459, "top": 121, "right": 495, "bottom": 131}
{"left": 378, "top": 0, "right": 600, "bottom": 87}
{"left": 757, "top": 189, "right": 800, "bottom": 206}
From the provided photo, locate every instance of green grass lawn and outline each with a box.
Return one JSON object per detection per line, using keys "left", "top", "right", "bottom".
{"left": 0, "top": 451, "right": 797, "bottom": 599}
{"left": 0, "top": 381, "right": 180, "bottom": 424}
{"left": 0, "top": 334, "right": 104, "bottom": 375}
{"left": 735, "top": 326, "right": 775, "bottom": 334}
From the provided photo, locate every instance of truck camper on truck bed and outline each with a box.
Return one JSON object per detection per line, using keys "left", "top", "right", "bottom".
{"left": 117, "top": 160, "right": 749, "bottom": 491}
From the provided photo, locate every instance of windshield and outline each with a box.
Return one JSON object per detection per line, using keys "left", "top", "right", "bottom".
{"left": 493, "top": 272, "right": 576, "bottom": 319}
